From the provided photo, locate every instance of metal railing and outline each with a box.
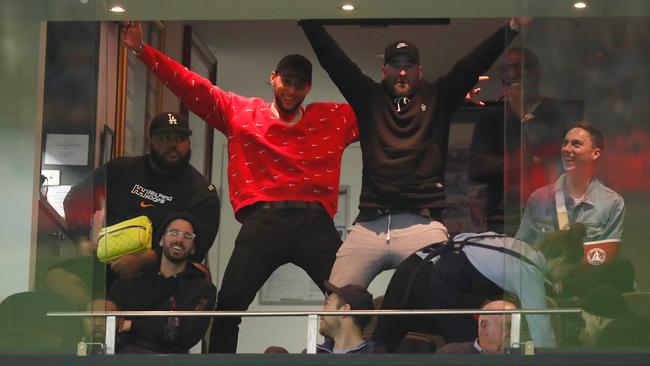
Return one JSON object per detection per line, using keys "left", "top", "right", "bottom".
{"left": 48, "top": 308, "right": 580, "bottom": 355}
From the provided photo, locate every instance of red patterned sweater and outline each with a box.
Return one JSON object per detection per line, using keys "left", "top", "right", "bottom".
{"left": 140, "top": 45, "right": 359, "bottom": 221}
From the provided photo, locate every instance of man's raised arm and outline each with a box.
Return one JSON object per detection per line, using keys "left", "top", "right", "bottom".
{"left": 299, "top": 21, "right": 374, "bottom": 107}
{"left": 439, "top": 17, "right": 533, "bottom": 109}
{"left": 121, "top": 21, "right": 232, "bottom": 135}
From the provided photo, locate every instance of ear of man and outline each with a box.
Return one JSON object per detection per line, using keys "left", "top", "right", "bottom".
{"left": 269, "top": 71, "right": 277, "bottom": 86}
{"left": 480, "top": 319, "right": 489, "bottom": 330}
{"left": 592, "top": 147, "right": 602, "bottom": 161}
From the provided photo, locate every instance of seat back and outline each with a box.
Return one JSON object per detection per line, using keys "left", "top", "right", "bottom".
{"left": 0, "top": 291, "right": 83, "bottom": 354}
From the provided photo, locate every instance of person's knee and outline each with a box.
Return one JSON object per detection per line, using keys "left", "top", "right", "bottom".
{"left": 45, "top": 268, "right": 91, "bottom": 309}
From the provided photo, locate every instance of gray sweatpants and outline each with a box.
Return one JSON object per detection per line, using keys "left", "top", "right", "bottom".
{"left": 328, "top": 212, "right": 449, "bottom": 287}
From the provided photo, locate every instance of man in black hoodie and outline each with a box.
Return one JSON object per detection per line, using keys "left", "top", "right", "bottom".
{"left": 301, "top": 18, "right": 532, "bottom": 288}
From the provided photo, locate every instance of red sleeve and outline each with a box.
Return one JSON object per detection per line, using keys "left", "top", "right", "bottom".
{"left": 341, "top": 104, "right": 360, "bottom": 146}
{"left": 63, "top": 165, "right": 106, "bottom": 240}
{"left": 139, "top": 44, "right": 235, "bottom": 135}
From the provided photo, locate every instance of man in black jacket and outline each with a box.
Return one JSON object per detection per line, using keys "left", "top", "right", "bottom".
{"left": 301, "top": 18, "right": 532, "bottom": 288}
{"left": 106, "top": 212, "right": 216, "bottom": 353}
{"left": 469, "top": 47, "right": 583, "bottom": 234}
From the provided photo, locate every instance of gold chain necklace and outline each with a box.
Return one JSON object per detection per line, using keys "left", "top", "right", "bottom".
{"left": 271, "top": 103, "right": 303, "bottom": 127}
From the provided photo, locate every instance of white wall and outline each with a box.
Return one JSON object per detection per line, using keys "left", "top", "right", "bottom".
{"left": 191, "top": 19, "right": 508, "bottom": 104}
{"left": 0, "top": 20, "right": 46, "bottom": 302}
{"left": 190, "top": 19, "right": 509, "bottom": 353}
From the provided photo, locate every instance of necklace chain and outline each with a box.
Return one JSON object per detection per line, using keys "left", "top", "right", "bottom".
{"left": 271, "top": 103, "right": 303, "bottom": 127}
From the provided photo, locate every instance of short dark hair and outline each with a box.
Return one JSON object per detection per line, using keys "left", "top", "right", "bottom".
{"left": 538, "top": 223, "right": 586, "bottom": 264}
{"left": 330, "top": 294, "right": 371, "bottom": 330}
{"left": 571, "top": 122, "right": 605, "bottom": 151}
{"left": 325, "top": 281, "right": 374, "bottom": 330}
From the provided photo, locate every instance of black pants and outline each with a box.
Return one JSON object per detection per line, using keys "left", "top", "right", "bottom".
{"left": 372, "top": 251, "right": 503, "bottom": 353}
{"left": 209, "top": 204, "right": 341, "bottom": 353}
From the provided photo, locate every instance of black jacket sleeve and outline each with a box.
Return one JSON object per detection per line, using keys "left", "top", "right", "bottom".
{"left": 130, "top": 281, "right": 216, "bottom": 352}
{"left": 438, "top": 24, "right": 518, "bottom": 110}
{"left": 469, "top": 111, "right": 505, "bottom": 182}
{"left": 300, "top": 21, "right": 376, "bottom": 111}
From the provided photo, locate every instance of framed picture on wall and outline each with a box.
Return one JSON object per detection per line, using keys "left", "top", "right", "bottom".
{"left": 115, "top": 21, "right": 166, "bottom": 158}
{"left": 182, "top": 25, "right": 217, "bottom": 181}
{"left": 99, "top": 125, "right": 115, "bottom": 165}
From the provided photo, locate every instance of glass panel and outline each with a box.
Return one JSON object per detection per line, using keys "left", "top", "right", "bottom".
{"left": 513, "top": 14, "right": 650, "bottom": 351}
{"left": 1, "top": 0, "right": 649, "bottom": 358}
{"left": 1, "top": 8, "right": 107, "bottom": 353}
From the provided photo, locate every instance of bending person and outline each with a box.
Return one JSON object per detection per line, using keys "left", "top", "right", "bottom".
{"left": 372, "top": 224, "right": 586, "bottom": 351}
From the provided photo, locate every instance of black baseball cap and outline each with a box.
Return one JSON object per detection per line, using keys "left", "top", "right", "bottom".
{"left": 275, "top": 54, "right": 312, "bottom": 83}
{"left": 384, "top": 40, "right": 420, "bottom": 64}
{"left": 149, "top": 112, "right": 192, "bottom": 137}
{"left": 324, "top": 281, "right": 374, "bottom": 311}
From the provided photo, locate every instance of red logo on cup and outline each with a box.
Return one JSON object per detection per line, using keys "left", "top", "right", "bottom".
{"left": 587, "top": 248, "right": 607, "bottom": 266}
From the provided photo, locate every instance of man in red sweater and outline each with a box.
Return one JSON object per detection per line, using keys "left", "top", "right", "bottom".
{"left": 122, "top": 22, "right": 358, "bottom": 353}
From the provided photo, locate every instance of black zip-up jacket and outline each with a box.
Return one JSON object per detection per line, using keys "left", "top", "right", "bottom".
{"left": 301, "top": 22, "right": 518, "bottom": 212}
{"left": 107, "top": 262, "right": 216, "bottom": 353}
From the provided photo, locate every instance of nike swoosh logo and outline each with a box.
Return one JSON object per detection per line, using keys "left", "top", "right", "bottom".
{"left": 140, "top": 200, "right": 154, "bottom": 208}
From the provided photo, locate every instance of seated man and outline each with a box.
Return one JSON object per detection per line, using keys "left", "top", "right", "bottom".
{"left": 106, "top": 212, "right": 216, "bottom": 354}
{"left": 372, "top": 224, "right": 586, "bottom": 352}
{"left": 516, "top": 123, "right": 624, "bottom": 265}
{"left": 516, "top": 123, "right": 635, "bottom": 298}
{"left": 580, "top": 285, "right": 650, "bottom": 348}
{"left": 437, "top": 300, "right": 517, "bottom": 354}
{"left": 317, "top": 281, "right": 377, "bottom": 354}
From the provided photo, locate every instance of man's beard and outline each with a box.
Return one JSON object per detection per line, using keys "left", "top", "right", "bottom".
{"left": 150, "top": 147, "right": 191, "bottom": 173}
{"left": 274, "top": 96, "right": 304, "bottom": 116}
{"left": 382, "top": 79, "right": 417, "bottom": 98}
{"left": 163, "top": 244, "right": 190, "bottom": 264}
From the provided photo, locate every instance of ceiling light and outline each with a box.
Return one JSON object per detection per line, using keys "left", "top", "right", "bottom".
{"left": 573, "top": 2, "right": 587, "bottom": 9}
{"left": 110, "top": 5, "right": 126, "bottom": 13}
{"left": 341, "top": 4, "right": 355, "bottom": 11}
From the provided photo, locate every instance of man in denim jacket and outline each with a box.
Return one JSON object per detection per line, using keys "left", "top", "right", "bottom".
{"left": 516, "top": 123, "right": 624, "bottom": 266}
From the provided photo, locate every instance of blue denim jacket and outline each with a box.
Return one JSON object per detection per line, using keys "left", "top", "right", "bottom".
{"left": 516, "top": 174, "right": 624, "bottom": 247}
